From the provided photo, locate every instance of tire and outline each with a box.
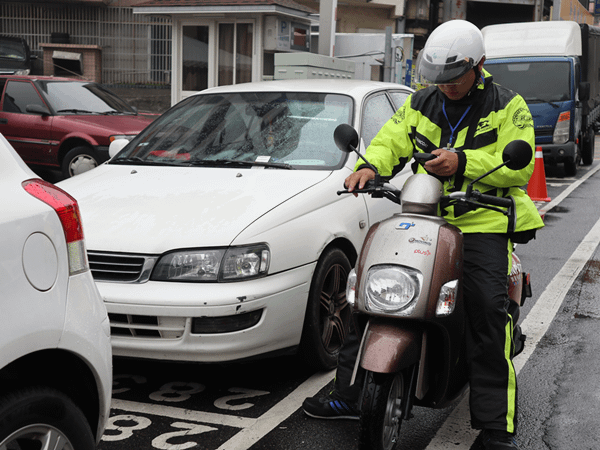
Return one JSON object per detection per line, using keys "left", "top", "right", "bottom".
{"left": 359, "top": 371, "right": 405, "bottom": 450}
{"left": 298, "top": 248, "right": 352, "bottom": 370}
{"left": 0, "top": 386, "right": 95, "bottom": 450}
{"left": 582, "top": 128, "right": 595, "bottom": 166}
{"left": 62, "top": 146, "right": 99, "bottom": 178}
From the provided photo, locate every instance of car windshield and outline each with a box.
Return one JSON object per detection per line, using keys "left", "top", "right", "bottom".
{"left": 487, "top": 61, "right": 571, "bottom": 103}
{"left": 0, "top": 38, "right": 26, "bottom": 61}
{"left": 111, "top": 91, "right": 353, "bottom": 170}
{"left": 38, "top": 81, "right": 137, "bottom": 115}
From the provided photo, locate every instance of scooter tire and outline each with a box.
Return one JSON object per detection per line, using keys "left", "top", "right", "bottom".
{"left": 359, "top": 371, "right": 404, "bottom": 450}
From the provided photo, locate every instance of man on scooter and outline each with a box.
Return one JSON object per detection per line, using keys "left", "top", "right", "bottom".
{"left": 302, "top": 19, "right": 544, "bottom": 450}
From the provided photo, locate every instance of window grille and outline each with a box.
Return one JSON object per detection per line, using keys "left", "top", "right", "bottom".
{"left": 0, "top": 3, "right": 172, "bottom": 86}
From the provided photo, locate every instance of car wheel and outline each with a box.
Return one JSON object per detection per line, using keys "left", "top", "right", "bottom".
{"left": 62, "top": 146, "right": 98, "bottom": 178}
{"left": 0, "top": 386, "right": 95, "bottom": 450}
{"left": 299, "top": 248, "right": 352, "bottom": 370}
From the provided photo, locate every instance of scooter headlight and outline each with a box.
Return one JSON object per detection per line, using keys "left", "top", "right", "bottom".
{"left": 364, "top": 265, "right": 422, "bottom": 314}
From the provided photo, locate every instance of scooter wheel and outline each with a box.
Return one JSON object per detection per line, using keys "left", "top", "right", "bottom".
{"left": 359, "top": 371, "right": 404, "bottom": 450}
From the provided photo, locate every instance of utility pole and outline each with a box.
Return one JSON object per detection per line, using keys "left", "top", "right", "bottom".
{"left": 318, "top": 0, "right": 338, "bottom": 56}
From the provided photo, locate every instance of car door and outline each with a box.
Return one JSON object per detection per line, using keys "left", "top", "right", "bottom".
{"left": 359, "top": 89, "right": 412, "bottom": 226}
{"left": 0, "top": 79, "right": 55, "bottom": 164}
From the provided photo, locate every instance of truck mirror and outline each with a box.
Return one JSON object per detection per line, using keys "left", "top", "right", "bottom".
{"left": 579, "top": 82, "right": 590, "bottom": 102}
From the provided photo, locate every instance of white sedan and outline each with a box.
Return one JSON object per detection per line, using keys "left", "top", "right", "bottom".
{"left": 58, "top": 79, "right": 414, "bottom": 370}
{"left": 0, "top": 133, "right": 112, "bottom": 449}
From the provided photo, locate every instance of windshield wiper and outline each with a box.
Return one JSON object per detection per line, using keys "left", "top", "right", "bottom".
{"left": 110, "top": 156, "right": 182, "bottom": 167}
{"left": 101, "top": 110, "right": 136, "bottom": 115}
{"left": 524, "top": 98, "right": 561, "bottom": 108}
{"left": 187, "top": 159, "right": 294, "bottom": 170}
{"left": 56, "top": 108, "right": 97, "bottom": 114}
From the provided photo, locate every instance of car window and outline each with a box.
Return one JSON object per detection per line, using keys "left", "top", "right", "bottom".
{"left": 360, "top": 92, "right": 396, "bottom": 149}
{"left": 2, "top": 80, "right": 44, "bottom": 113}
{"left": 114, "top": 91, "right": 354, "bottom": 170}
{"left": 389, "top": 91, "right": 410, "bottom": 110}
{"left": 38, "top": 81, "right": 136, "bottom": 114}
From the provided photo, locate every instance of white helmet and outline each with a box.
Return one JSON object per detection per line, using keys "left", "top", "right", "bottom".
{"left": 416, "top": 20, "right": 485, "bottom": 84}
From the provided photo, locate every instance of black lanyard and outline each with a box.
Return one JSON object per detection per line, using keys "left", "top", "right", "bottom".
{"left": 442, "top": 99, "right": 471, "bottom": 148}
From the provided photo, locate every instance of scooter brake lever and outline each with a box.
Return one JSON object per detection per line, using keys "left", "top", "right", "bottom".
{"left": 413, "top": 152, "right": 437, "bottom": 165}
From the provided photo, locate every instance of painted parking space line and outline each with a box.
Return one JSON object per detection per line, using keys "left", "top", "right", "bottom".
{"left": 111, "top": 399, "right": 257, "bottom": 428}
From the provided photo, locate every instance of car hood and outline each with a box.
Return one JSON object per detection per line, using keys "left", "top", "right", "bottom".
{"left": 58, "top": 165, "right": 332, "bottom": 254}
{"left": 59, "top": 114, "right": 155, "bottom": 135}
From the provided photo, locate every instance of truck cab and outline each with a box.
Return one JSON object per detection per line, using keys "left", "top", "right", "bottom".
{"left": 483, "top": 21, "right": 600, "bottom": 176}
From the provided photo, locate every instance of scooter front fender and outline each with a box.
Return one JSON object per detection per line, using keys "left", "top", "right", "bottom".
{"left": 359, "top": 321, "right": 422, "bottom": 374}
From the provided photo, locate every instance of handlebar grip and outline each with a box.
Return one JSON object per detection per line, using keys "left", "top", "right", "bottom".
{"left": 476, "top": 194, "right": 514, "bottom": 208}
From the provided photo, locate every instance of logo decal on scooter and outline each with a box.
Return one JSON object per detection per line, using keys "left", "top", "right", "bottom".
{"left": 409, "top": 236, "right": 432, "bottom": 246}
{"left": 396, "top": 222, "right": 415, "bottom": 230}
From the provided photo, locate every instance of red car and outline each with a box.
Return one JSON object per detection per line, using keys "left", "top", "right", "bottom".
{"left": 0, "top": 75, "right": 156, "bottom": 178}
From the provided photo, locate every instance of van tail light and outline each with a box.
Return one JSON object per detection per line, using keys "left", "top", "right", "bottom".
{"left": 22, "top": 179, "right": 89, "bottom": 275}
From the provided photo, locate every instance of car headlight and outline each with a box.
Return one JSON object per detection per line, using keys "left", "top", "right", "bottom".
{"left": 151, "top": 244, "right": 270, "bottom": 282}
{"left": 14, "top": 69, "right": 30, "bottom": 75}
{"left": 365, "top": 265, "right": 422, "bottom": 314}
{"left": 109, "top": 134, "right": 137, "bottom": 142}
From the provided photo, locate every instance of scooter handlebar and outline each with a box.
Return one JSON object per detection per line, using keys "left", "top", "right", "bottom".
{"left": 474, "top": 193, "right": 514, "bottom": 209}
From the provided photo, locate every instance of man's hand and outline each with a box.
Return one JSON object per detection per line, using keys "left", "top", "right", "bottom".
{"left": 424, "top": 148, "right": 459, "bottom": 177}
{"left": 344, "top": 168, "right": 376, "bottom": 197}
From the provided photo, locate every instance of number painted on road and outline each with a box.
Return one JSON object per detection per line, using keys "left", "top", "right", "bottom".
{"left": 113, "top": 374, "right": 147, "bottom": 394}
{"left": 214, "top": 387, "right": 269, "bottom": 411}
{"left": 102, "top": 414, "right": 152, "bottom": 441}
{"left": 150, "top": 381, "right": 205, "bottom": 402}
{"left": 152, "top": 422, "right": 219, "bottom": 449}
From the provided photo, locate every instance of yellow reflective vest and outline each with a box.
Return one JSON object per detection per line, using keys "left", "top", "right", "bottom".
{"left": 357, "top": 69, "right": 544, "bottom": 238}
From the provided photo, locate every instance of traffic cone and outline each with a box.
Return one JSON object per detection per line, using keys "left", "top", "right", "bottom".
{"left": 527, "top": 146, "right": 551, "bottom": 202}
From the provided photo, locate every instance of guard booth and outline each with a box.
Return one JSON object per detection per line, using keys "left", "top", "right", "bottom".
{"left": 133, "top": 1, "right": 317, "bottom": 106}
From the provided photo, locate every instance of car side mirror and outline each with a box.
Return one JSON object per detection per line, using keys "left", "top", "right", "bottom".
{"left": 109, "top": 138, "right": 129, "bottom": 158}
{"left": 26, "top": 104, "right": 50, "bottom": 116}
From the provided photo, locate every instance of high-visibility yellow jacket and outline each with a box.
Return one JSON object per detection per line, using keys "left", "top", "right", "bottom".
{"left": 357, "top": 69, "right": 544, "bottom": 238}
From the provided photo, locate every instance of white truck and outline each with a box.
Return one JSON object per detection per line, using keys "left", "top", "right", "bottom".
{"left": 483, "top": 21, "right": 600, "bottom": 176}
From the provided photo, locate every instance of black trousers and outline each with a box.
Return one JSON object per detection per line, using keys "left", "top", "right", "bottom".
{"left": 333, "top": 233, "right": 517, "bottom": 433}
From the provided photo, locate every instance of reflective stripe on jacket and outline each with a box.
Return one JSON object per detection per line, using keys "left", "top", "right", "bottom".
{"left": 356, "top": 69, "right": 545, "bottom": 235}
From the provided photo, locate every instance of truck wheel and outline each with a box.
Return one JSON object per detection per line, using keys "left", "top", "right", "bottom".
{"left": 62, "top": 146, "right": 98, "bottom": 178}
{"left": 0, "top": 386, "right": 95, "bottom": 450}
{"left": 299, "top": 248, "right": 352, "bottom": 370}
{"left": 582, "top": 128, "right": 595, "bottom": 166}
{"left": 359, "top": 371, "right": 405, "bottom": 450}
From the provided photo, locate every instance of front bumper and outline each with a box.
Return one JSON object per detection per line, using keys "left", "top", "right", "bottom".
{"left": 98, "top": 263, "right": 316, "bottom": 362}
{"left": 540, "top": 141, "right": 576, "bottom": 164}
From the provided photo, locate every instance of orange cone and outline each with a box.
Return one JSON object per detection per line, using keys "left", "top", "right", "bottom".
{"left": 527, "top": 146, "right": 551, "bottom": 202}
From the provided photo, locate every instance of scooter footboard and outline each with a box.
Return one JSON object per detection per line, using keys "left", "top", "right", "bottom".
{"left": 359, "top": 322, "right": 422, "bottom": 374}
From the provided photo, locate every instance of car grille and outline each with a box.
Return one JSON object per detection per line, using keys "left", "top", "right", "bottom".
{"left": 534, "top": 128, "right": 553, "bottom": 138}
{"left": 88, "top": 251, "right": 157, "bottom": 283}
{"left": 109, "top": 314, "right": 186, "bottom": 339}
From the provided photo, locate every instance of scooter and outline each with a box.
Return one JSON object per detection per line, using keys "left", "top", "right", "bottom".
{"left": 333, "top": 124, "right": 533, "bottom": 450}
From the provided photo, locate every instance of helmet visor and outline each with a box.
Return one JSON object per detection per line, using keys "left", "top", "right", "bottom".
{"left": 415, "top": 49, "right": 475, "bottom": 85}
